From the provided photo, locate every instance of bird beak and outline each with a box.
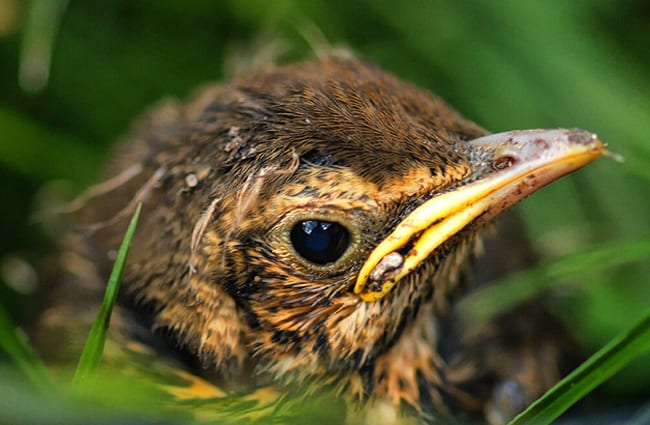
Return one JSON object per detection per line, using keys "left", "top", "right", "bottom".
{"left": 354, "top": 128, "right": 605, "bottom": 302}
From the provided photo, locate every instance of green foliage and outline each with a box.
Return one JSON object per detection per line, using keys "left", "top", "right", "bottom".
{"left": 508, "top": 310, "right": 650, "bottom": 425}
{"left": 0, "top": 303, "right": 55, "bottom": 393}
{"left": 72, "top": 203, "right": 140, "bottom": 389}
{"left": 459, "top": 238, "right": 650, "bottom": 328}
{"left": 1, "top": 0, "right": 649, "bottom": 423}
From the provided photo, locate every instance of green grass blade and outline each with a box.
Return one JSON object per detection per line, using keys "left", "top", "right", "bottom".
{"left": 0, "top": 304, "right": 56, "bottom": 393}
{"left": 458, "top": 238, "right": 650, "bottom": 327}
{"left": 19, "top": 0, "right": 70, "bottom": 93}
{"left": 507, "top": 309, "right": 650, "bottom": 425}
{"left": 72, "top": 203, "right": 141, "bottom": 388}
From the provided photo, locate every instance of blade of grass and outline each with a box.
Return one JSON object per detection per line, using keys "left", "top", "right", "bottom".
{"left": 19, "top": 0, "right": 70, "bottom": 93}
{"left": 458, "top": 237, "right": 650, "bottom": 327}
{"left": 507, "top": 309, "right": 650, "bottom": 425}
{"left": 71, "top": 203, "right": 141, "bottom": 388}
{"left": 0, "top": 303, "right": 55, "bottom": 393}
{"left": 0, "top": 367, "right": 181, "bottom": 425}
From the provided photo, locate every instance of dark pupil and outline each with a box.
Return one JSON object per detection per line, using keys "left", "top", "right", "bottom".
{"left": 290, "top": 220, "right": 350, "bottom": 265}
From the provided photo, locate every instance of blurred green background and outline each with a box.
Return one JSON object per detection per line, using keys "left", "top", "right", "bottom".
{"left": 0, "top": 0, "right": 648, "bottom": 415}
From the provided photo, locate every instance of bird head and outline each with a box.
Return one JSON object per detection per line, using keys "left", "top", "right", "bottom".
{"left": 88, "top": 57, "right": 603, "bottom": 388}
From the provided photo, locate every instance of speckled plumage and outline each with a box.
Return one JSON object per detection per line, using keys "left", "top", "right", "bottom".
{"left": 34, "top": 57, "right": 583, "bottom": 424}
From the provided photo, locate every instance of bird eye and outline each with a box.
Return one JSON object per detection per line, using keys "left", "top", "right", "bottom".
{"left": 290, "top": 220, "right": 351, "bottom": 265}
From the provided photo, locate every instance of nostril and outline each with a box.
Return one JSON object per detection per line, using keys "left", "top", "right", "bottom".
{"left": 491, "top": 155, "right": 517, "bottom": 171}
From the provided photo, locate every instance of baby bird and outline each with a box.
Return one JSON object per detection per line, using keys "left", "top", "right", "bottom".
{"left": 34, "top": 56, "right": 603, "bottom": 424}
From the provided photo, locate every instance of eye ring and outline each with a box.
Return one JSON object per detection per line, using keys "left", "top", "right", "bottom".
{"left": 275, "top": 209, "right": 361, "bottom": 272}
